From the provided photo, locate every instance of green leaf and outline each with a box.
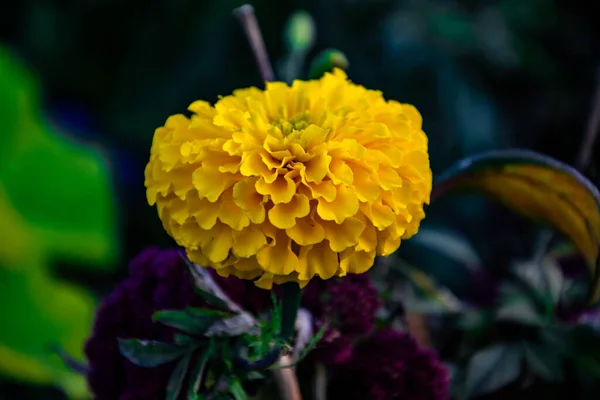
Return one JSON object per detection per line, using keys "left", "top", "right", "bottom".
{"left": 307, "top": 49, "right": 349, "bottom": 80}
{"left": 0, "top": 46, "right": 118, "bottom": 397}
{"left": 524, "top": 342, "right": 564, "bottom": 382}
{"left": 187, "top": 341, "right": 215, "bottom": 398}
{"left": 167, "top": 353, "right": 192, "bottom": 400}
{"left": 283, "top": 10, "right": 316, "bottom": 53}
{"left": 227, "top": 377, "right": 248, "bottom": 400}
{"left": 174, "top": 334, "right": 200, "bottom": 347}
{"left": 193, "top": 287, "right": 233, "bottom": 313}
{"left": 153, "top": 308, "right": 235, "bottom": 335}
{"left": 117, "top": 339, "right": 189, "bottom": 368}
{"left": 513, "top": 258, "right": 563, "bottom": 308}
{"left": 465, "top": 344, "right": 523, "bottom": 397}
{"left": 432, "top": 149, "right": 600, "bottom": 304}
{"left": 495, "top": 283, "right": 545, "bottom": 326}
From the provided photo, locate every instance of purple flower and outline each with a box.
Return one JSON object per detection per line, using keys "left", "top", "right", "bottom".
{"left": 302, "top": 274, "right": 380, "bottom": 365}
{"left": 84, "top": 247, "right": 270, "bottom": 399}
{"left": 329, "top": 329, "right": 450, "bottom": 400}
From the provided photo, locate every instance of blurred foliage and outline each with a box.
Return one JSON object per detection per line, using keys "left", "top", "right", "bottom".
{"left": 0, "top": 47, "right": 118, "bottom": 398}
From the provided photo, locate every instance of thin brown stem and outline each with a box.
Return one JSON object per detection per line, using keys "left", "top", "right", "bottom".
{"left": 272, "top": 355, "right": 303, "bottom": 400}
{"left": 576, "top": 69, "right": 600, "bottom": 170}
{"left": 233, "top": 4, "right": 276, "bottom": 83}
{"left": 533, "top": 70, "right": 600, "bottom": 260}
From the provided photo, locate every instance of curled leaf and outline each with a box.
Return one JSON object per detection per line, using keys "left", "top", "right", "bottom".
{"left": 433, "top": 149, "right": 600, "bottom": 303}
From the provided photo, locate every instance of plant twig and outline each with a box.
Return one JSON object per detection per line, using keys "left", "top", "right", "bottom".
{"left": 272, "top": 355, "right": 303, "bottom": 400}
{"left": 576, "top": 68, "right": 600, "bottom": 170}
{"left": 533, "top": 69, "right": 600, "bottom": 260}
{"left": 233, "top": 5, "right": 275, "bottom": 82}
{"left": 314, "top": 363, "right": 328, "bottom": 400}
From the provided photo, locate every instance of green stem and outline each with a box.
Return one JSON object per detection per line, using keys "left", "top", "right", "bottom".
{"left": 280, "top": 282, "right": 301, "bottom": 343}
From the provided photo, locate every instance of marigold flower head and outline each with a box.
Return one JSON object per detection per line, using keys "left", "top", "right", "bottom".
{"left": 145, "top": 69, "right": 432, "bottom": 289}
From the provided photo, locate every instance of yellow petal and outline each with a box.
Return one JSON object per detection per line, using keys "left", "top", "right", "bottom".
{"left": 286, "top": 215, "right": 325, "bottom": 245}
{"left": 187, "top": 193, "right": 220, "bottom": 229}
{"left": 217, "top": 190, "right": 250, "bottom": 230}
{"left": 320, "top": 216, "right": 365, "bottom": 252}
{"left": 232, "top": 179, "right": 266, "bottom": 224}
{"left": 340, "top": 249, "right": 376, "bottom": 274}
{"left": 352, "top": 167, "right": 380, "bottom": 202}
{"left": 377, "top": 229, "right": 401, "bottom": 256}
{"left": 297, "top": 241, "right": 339, "bottom": 280}
{"left": 268, "top": 194, "right": 310, "bottom": 229}
{"left": 200, "top": 223, "right": 233, "bottom": 263}
{"left": 256, "top": 172, "right": 297, "bottom": 204}
{"left": 232, "top": 226, "right": 267, "bottom": 258}
{"left": 192, "top": 167, "right": 236, "bottom": 202}
{"left": 316, "top": 185, "right": 359, "bottom": 223}
{"left": 303, "top": 152, "right": 331, "bottom": 184}
{"left": 256, "top": 230, "right": 298, "bottom": 275}
{"left": 304, "top": 179, "right": 336, "bottom": 202}
{"left": 360, "top": 199, "right": 395, "bottom": 230}
{"left": 327, "top": 158, "right": 354, "bottom": 185}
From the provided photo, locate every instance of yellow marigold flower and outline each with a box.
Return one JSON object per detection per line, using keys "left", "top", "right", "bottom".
{"left": 145, "top": 69, "right": 432, "bottom": 289}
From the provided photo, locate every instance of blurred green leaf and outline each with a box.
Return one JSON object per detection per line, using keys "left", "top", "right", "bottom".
{"left": 154, "top": 307, "right": 236, "bottom": 335}
{"left": 117, "top": 339, "right": 189, "bottom": 368}
{"left": 193, "top": 287, "right": 234, "bottom": 313}
{"left": 167, "top": 353, "right": 192, "bottom": 400}
{"left": 0, "top": 46, "right": 118, "bottom": 398}
{"left": 393, "top": 262, "right": 465, "bottom": 314}
{"left": 175, "top": 334, "right": 201, "bottom": 347}
{"left": 227, "top": 377, "right": 247, "bottom": 400}
{"left": 495, "top": 289, "right": 545, "bottom": 326}
{"left": 153, "top": 309, "right": 222, "bottom": 335}
{"left": 433, "top": 149, "right": 600, "bottom": 303}
{"left": 524, "top": 342, "right": 564, "bottom": 382}
{"left": 408, "top": 227, "right": 483, "bottom": 271}
{"left": 307, "top": 49, "right": 349, "bottom": 80}
{"left": 188, "top": 341, "right": 215, "bottom": 398}
{"left": 512, "top": 258, "right": 564, "bottom": 310}
{"left": 465, "top": 344, "right": 523, "bottom": 397}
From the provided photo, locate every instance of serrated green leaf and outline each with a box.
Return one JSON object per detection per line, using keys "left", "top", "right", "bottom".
{"left": 193, "top": 287, "right": 233, "bottom": 313}
{"left": 227, "top": 377, "right": 248, "bottom": 400}
{"left": 167, "top": 353, "right": 192, "bottom": 400}
{"left": 524, "top": 342, "right": 564, "bottom": 382}
{"left": 307, "top": 49, "right": 349, "bottom": 80}
{"left": 465, "top": 344, "right": 523, "bottom": 397}
{"left": 118, "top": 339, "right": 188, "bottom": 368}
{"left": 432, "top": 149, "right": 600, "bottom": 304}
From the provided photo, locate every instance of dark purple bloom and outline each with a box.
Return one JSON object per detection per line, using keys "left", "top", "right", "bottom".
{"left": 302, "top": 274, "right": 380, "bottom": 365}
{"left": 84, "top": 247, "right": 270, "bottom": 400}
{"left": 329, "top": 329, "right": 450, "bottom": 400}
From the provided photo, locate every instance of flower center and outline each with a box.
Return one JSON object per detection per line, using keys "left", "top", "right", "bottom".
{"left": 272, "top": 110, "right": 311, "bottom": 136}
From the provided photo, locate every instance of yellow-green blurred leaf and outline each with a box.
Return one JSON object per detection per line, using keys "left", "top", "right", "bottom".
{"left": 0, "top": 46, "right": 118, "bottom": 398}
{"left": 432, "top": 149, "right": 600, "bottom": 303}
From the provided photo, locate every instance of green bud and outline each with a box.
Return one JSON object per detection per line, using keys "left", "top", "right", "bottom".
{"left": 307, "top": 49, "right": 349, "bottom": 80}
{"left": 284, "top": 10, "right": 316, "bottom": 53}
